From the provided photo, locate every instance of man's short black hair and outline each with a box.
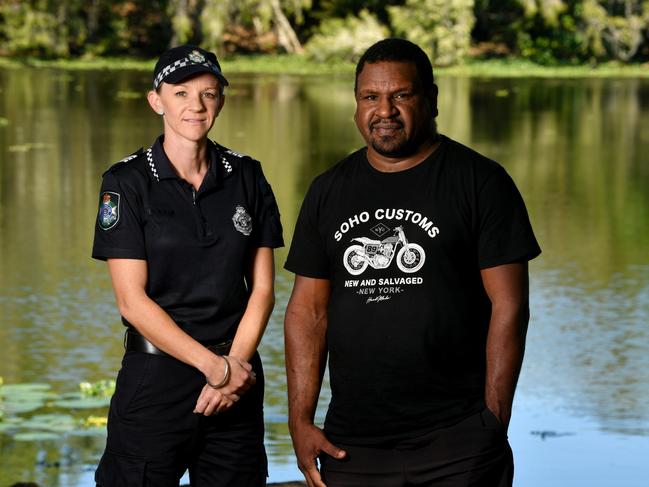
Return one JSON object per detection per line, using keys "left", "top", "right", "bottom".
{"left": 355, "top": 38, "right": 435, "bottom": 94}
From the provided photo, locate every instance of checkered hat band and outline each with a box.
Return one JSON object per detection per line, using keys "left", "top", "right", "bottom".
{"left": 153, "top": 57, "right": 221, "bottom": 89}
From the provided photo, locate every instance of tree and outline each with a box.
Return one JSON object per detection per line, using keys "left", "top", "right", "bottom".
{"left": 580, "top": 0, "right": 649, "bottom": 61}
{"left": 389, "top": 0, "right": 476, "bottom": 65}
{"left": 198, "top": 0, "right": 309, "bottom": 55}
{"left": 305, "top": 9, "right": 389, "bottom": 62}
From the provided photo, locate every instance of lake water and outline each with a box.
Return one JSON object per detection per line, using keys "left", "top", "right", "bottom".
{"left": 1, "top": 68, "right": 648, "bottom": 486}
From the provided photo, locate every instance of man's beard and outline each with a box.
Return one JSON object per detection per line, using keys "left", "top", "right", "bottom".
{"left": 370, "top": 120, "right": 437, "bottom": 158}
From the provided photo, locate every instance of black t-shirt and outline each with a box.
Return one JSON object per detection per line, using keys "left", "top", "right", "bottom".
{"left": 284, "top": 135, "right": 541, "bottom": 445}
{"left": 93, "top": 135, "right": 283, "bottom": 343}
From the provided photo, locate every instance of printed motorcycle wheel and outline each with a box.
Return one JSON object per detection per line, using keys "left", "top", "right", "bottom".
{"left": 396, "top": 244, "right": 425, "bottom": 273}
{"left": 343, "top": 245, "right": 369, "bottom": 275}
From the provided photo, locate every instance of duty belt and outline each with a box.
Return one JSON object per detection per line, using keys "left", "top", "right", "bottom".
{"left": 123, "top": 329, "right": 232, "bottom": 356}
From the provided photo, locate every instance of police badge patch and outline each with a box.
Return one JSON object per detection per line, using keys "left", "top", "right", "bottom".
{"left": 232, "top": 206, "right": 252, "bottom": 236}
{"left": 188, "top": 50, "right": 206, "bottom": 64}
{"left": 98, "top": 191, "right": 120, "bottom": 230}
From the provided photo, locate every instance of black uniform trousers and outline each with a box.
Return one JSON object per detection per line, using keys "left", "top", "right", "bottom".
{"left": 320, "top": 408, "right": 513, "bottom": 487}
{"left": 95, "top": 350, "right": 267, "bottom": 487}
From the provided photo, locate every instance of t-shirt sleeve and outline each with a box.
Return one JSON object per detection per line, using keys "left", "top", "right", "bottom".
{"left": 477, "top": 166, "right": 541, "bottom": 269}
{"left": 284, "top": 180, "right": 331, "bottom": 278}
{"left": 92, "top": 171, "right": 146, "bottom": 261}
{"left": 250, "top": 161, "right": 284, "bottom": 249}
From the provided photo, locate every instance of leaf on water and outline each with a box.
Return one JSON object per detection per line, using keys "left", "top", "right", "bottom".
{"left": 52, "top": 397, "right": 111, "bottom": 409}
{"left": 13, "top": 431, "right": 61, "bottom": 442}
{"left": 79, "top": 379, "right": 115, "bottom": 398}
{"left": 70, "top": 426, "right": 106, "bottom": 437}
{"left": 21, "top": 413, "right": 77, "bottom": 432}
{"left": 0, "top": 383, "right": 52, "bottom": 394}
{"left": 0, "top": 422, "right": 21, "bottom": 433}
{"left": 82, "top": 414, "right": 108, "bottom": 428}
{"left": 3, "top": 401, "right": 45, "bottom": 414}
{"left": 0, "top": 117, "right": 9, "bottom": 127}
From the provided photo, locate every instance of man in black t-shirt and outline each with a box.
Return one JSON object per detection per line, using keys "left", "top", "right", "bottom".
{"left": 284, "top": 38, "right": 541, "bottom": 487}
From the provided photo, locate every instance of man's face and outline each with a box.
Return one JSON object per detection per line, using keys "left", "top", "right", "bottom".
{"left": 354, "top": 61, "right": 436, "bottom": 159}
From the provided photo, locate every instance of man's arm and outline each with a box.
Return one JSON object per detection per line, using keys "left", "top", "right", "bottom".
{"left": 284, "top": 275, "right": 346, "bottom": 487}
{"left": 481, "top": 261, "right": 530, "bottom": 430}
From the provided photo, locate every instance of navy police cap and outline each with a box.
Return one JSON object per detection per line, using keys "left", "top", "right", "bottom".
{"left": 153, "top": 45, "right": 229, "bottom": 90}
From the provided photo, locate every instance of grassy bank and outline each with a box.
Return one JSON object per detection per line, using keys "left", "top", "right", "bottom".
{"left": 1, "top": 54, "right": 648, "bottom": 78}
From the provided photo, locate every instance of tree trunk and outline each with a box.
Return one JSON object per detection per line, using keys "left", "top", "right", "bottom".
{"left": 269, "top": 0, "right": 303, "bottom": 53}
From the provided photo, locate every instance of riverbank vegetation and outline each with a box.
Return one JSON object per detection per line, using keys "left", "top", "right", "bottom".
{"left": 0, "top": 54, "right": 647, "bottom": 78}
{"left": 0, "top": 1, "right": 648, "bottom": 69}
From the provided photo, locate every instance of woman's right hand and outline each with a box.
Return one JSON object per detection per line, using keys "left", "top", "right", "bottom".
{"left": 194, "top": 355, "right": 256, "bottom": 415}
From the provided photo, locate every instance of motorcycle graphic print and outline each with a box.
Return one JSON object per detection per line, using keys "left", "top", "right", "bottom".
{"left": 343, "top": 225, "right": 425, "bottom": 275}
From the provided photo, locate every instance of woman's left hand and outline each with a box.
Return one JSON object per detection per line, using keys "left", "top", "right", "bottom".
{"left": 193, "top": 386, "right": 241, "bottom": 416}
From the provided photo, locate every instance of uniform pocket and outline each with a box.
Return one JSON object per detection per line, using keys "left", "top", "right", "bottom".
{"left": 112, "top": 352, "right": 153, "bottom": 419}
{"left": 95, "top": 450, "right": 146, "bottom": 486}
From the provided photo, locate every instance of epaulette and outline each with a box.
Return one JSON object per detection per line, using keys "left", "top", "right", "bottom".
{"left": 213, "top": 140, "right": 253, "bottom": 175}
{"left": 102, "top": 148, "right": 144, "bottom": 176}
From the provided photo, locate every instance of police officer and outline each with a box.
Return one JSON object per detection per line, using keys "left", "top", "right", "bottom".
{"left": 92, "top": 45, "right": 283, "bottom": 486}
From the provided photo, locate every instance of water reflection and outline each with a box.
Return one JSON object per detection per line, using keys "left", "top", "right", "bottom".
{"left": 1, "top": 68, "right": 648, "bottom": 485}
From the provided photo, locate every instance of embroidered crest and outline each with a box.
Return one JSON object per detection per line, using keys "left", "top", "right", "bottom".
{"left": 232, "top": 206, "right": 252, "bottom": 236}
{"left": 188, "top": 50, "right": 206, "bottom": 64}
{"left": 98, "top": 192, "right": 120, "bottom": 230}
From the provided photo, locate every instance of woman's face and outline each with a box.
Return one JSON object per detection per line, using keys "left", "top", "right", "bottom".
{"left": 147, "top": 73, "right": 225, "bottom": 143}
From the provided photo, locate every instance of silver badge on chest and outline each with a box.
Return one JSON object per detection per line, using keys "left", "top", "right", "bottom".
{"left": 232, "top": 206, "right": 252, "bottom": 236}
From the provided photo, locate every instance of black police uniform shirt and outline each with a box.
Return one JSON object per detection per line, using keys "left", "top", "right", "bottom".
{"left": 284, "top": 135, "right": 541, "bottom": 446}
{"left": 93, "top": 135, "right": 284, "bottom": 343}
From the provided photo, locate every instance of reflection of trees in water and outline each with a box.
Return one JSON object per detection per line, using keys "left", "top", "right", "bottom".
{"left": 440, "top": 77, "right": 649, "bottom": 434}
{"left": 459, "top": 77, "right": 649, "bottom": 280}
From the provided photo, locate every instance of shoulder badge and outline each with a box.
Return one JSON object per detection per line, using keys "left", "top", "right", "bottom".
{"left": 225, "top": 148, "right": 246, "bottom": 158}
{"left": 232, "top": 206, "right": 252, "bottom": 236}
{"left": 103, "top": 148, "right": 144, "bottom": 176}
{"left": 98, "top": 191, "right": 120, "bottom": 230}
{"left": 118, "top": 150, "right": 142, "bottom": 164}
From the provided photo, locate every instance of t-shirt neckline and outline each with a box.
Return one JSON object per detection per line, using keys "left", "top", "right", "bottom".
{"left": 361, "top": 135, "right": 447, "bottom": 178}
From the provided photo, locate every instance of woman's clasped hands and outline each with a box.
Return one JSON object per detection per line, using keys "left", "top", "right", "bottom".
{"left": 194, "top": 354, "right": 256, "bottom": 416}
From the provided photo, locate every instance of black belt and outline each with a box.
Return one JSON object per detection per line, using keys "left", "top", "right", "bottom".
{"left": 124, "top": 329, "right": 232, "bottom": 356}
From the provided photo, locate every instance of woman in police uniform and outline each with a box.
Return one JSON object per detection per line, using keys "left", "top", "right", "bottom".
{"left": 92, "top": 45, "right": 283, "bottom": 486}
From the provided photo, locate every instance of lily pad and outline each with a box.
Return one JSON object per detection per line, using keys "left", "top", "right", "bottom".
{"left": 0, "top": 383, "right": 52, "bottom": 394}
{"left": 21, "top": 413, "right": 77, "bottom": 433}
{"left": 52, "top": 397, "right": 111, "bottom": 409}
{"left": 2, "top": 400, "right": 45, "bottom": 414}
{"left": 0, "top": 422, "right": 21, "bottom": 433}
{"left": 13, "top": 431, "right": 61, "bottom": 442}
{"left": 70, "top": 426, "right": 106, "bottom": 437}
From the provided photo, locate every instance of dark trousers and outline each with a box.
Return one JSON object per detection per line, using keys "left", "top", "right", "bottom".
{"left": 95, "top": 351, "right": 267, "bottom": 487}
{"left": 320, "top": 408, "right": 513, "bottom": 487}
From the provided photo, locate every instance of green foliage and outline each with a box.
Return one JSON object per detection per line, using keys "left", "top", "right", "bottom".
{"left": 305, "top": 9, "right": 389, "bottom": 62}
{"left": 578, "top": 0, "right": 649, "bottom": 61}
{"left": 0, "top": 378, "right": 111, "bottom": 443}
{"left": 389, "top": 0, "right": 475, "bottom": 66}
{"left": 0, "top": 1, "right": 69, "bottom": 57}
{"left": 312, "top": 0, "right": 404, "bottom": 24}
{"left": 0, "top": 0, "right": 647, "bottom": 64}
{"left": 79, "top": 379, "right": 116, "bottom": 398}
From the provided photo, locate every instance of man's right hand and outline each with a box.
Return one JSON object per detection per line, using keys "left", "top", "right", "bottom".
{"left": 291, "top": 422, "right": 346, "bottom": 487}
